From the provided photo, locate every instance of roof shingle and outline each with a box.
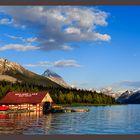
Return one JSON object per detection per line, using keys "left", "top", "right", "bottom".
{"left": 0, "top": 92, "right": 48, "bottom": 104}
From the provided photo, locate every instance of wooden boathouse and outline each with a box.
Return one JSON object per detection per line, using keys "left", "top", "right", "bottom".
{"left": 0, "top": 92, "right": 53, "bottom": 111}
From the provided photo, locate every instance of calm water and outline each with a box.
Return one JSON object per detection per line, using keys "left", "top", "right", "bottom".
{"left": 0, "top": 105, "right": 140, "bottom": 135}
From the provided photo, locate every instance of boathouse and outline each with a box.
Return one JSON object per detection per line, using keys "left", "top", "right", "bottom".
{"left": 0, "top": 92, "right": 53, "bottom": 111}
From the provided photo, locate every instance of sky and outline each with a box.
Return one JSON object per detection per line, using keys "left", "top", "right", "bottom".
{"left": 0, "top": 6, "right": 140, "bottom": 91}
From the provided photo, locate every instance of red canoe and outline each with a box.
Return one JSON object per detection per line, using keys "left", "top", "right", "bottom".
{"left": 0, "top": 106, "right": 9, "bottom": 111}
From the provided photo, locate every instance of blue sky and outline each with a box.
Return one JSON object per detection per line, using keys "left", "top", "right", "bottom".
{"left": 0, "top": 6, "right": 140, "bottom": 91}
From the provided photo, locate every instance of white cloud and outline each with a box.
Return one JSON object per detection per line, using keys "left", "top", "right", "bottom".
{"left": 0, "top": 18, "right": 12, "bottom": 25}
{"left": 0, "top": 6, "right": 111, "bottom": 51}
{"left": 0, "top": 44, "right": 40, "bottom": 51}
{"left": 24, "top": 64, "right": 39, "bottom": 67}
{"left": 13, "top": 22, "right": 26, "bottom": 29}
{"left": 5, "top": 34, "right": 37, "bottom": 43}
{"left": 64, "top": 27, "right": 81, "bottom": 34}
{"left": 24, "top": 59, "right": 80, "bottom": 68}
{"left": 5, "top": 34, "right": 24, "bottom": 41}
{"left": 24, "top": 61, "right": 50, "bottom": 67}
{"left": 93, "top": 33, "right": 111, "bottom": 41}
{"left": 0, "top": 17, "right": 25, "bottom": 29}
{"left": 48, "top": 39, "right": 55, "bottom": 43}
{"left": 26, "top": 37, "right": 37, "bottom": 43}
{"left": 54, "top": 60, "right": 80, "bottom": 68}
{"left": 62, "top": 45, "right": 73, "bottom": 50}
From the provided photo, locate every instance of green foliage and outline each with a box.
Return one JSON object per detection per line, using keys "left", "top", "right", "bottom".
{"left": 0, "top": 81, "right": 117, "bottom": 105}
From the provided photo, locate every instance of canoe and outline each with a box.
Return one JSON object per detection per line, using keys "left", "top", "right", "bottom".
{"left": 0, "top": 106, "right": 9, "bottom": 111}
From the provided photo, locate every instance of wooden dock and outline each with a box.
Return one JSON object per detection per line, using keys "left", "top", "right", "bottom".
{"left": 50, "top": 106, "right": 89, "bottom": 113}
{"left": 64, "top": 108, "right": 89, "bottom": 112}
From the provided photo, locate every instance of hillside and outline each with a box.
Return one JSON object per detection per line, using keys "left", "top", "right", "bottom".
{"left": 0, "top": 58, "right": 61, "bottom": 87}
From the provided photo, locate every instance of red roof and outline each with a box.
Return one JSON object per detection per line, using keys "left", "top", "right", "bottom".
{"left": 0, "top": 92, "right": 49, "bottom": 104}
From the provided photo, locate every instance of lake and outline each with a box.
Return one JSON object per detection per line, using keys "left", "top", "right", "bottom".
{"left": 0, "top": 105, "right": 140, "bottom": 135}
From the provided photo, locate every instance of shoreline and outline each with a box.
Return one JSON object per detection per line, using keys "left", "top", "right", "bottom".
{"left": 57, "top": 103, "right": 120, "bottom": 107}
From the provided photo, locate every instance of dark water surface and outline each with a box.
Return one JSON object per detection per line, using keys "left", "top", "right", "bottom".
{"left": 0, "top": 105, "right": 140, "bottom": 135}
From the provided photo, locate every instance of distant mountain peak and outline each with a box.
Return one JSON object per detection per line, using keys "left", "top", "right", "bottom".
{"left": 42, "top": 69, "right": 70, "bottom": 88}
{"left": 117, "top": 89, "right": 140, "bottom": 104}
{"left": 0, "top": 58, "right": 62, "bottom": 87}
{"left": 42, "top": 69, "right": 62, "bottom": 79}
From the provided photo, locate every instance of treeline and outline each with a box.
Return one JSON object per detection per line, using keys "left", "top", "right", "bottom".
{"left": 49, "top": 88, "right": 116, "bottom": 105}
{"left": 0, "top": 81, "right": 116, "bottom": 105}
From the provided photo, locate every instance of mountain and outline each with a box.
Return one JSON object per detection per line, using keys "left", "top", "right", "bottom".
{"left": 0, "top": 58, "right": 61, "bottom": 87}
{"left": 42, "top": 69, "right": 70, "bottom": 88}
{"left": 100, "top": 87, "right": 121, "bottom": 99}
{"left": 117, "top": 90, "right": 140, "bottom": 104}
{"left": 104, "top": 92, "right": 121, "bottom": 99}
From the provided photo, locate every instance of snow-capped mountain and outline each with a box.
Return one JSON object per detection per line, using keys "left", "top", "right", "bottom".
{"left": 100, "top": 87, "right": 121, "bottom": 99}
{"left": 117, "top": 90, "right": 140, "bottom": 104}
{"left": 0, "top": 58, "right": 24, "bottom": 74}
{"left": 42, "top": 69, "right": 70, "bottom": 88}
{"left": 106, "top": 93, "right": 121, "bottom": 99}
{"left": 0, "top": 58, "right": 61, "bottom": 87}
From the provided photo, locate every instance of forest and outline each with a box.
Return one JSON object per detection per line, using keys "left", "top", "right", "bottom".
{"left": 0, "top": 81, "right": 116, "bottom": 105}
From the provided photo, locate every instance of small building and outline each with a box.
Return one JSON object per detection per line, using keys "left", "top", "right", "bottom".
{"left": 0, "top": 91, "right": 53, "bottom": 111}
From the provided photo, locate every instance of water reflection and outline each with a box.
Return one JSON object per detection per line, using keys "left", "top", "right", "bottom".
{"left": 0, "top": 105, "right": 140, "bottom": 134}
{"left": 0, "top": 112, "right": 43, "bottom": 135}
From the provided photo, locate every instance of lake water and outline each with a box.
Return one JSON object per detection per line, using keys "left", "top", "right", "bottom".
{"left": 0, "top": 105, "right": 140, "bottom": 135}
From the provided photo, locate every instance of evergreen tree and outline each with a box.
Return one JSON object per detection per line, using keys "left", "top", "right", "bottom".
{"left": 0, "top": 81, "right": 117, "bottom": 105}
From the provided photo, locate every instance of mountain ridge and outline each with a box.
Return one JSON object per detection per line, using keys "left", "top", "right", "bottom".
{"left": 42, "top": 69, "right": 70, "bottom": 88}
{"left": 0, "top": 58, "right": 62, "bottom": 88}
{"left": 117, "top": 90, "right": 140, "bottom": 103}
